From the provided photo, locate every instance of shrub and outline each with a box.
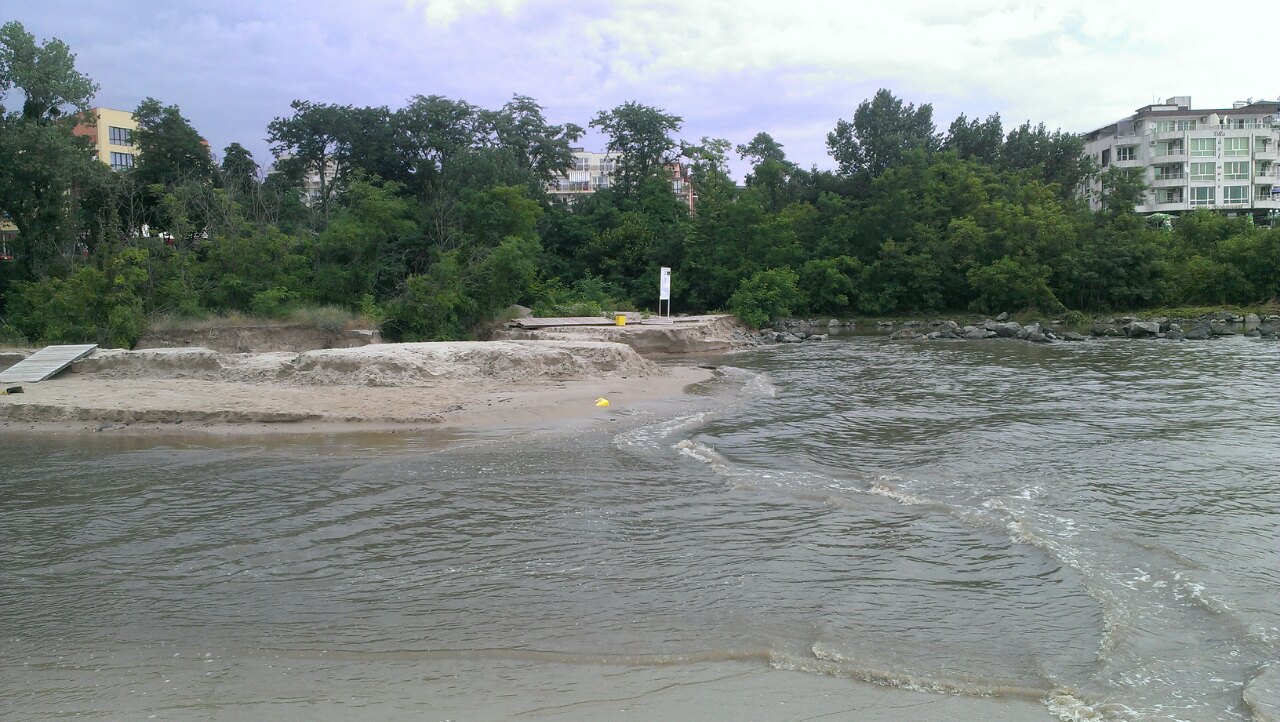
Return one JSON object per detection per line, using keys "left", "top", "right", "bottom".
{"left": 728, "top": 267, "right": 803, "bottom": 327}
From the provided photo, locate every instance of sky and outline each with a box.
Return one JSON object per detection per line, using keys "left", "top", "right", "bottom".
{"left": 6, "top": 0, "right": 1274, "bottom": 178}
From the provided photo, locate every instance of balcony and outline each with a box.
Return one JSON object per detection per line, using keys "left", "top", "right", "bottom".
{"left": 1255, "top": 146, "right": 1278, "bottom": 161}
{"left": 1151, "top": 172, "right": 1184, "bottom": 185}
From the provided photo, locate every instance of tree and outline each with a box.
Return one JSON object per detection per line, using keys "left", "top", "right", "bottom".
{"left": 943, "top": 113, "right": 1003, "bottom": 165}
{"left": 590, "top": 101, "right": 682, "bottom": 198}
{"left": 268, "top": 100, "right": 362, "bottom": 217}
{"left": 0, "top": 21, "right": 100, "bottom": 278}
{"left": 132, "top": 98, "right": 214, "bottom": 187}
{"left": 0, "top": 21, "right": 97, "bottom": 122}
{"left": 1002, "top": 121, "right": 1090, "bottom": 198}
{"left": 827, "top": 88, "right": 940, "bottom": 177}
{"left": 218, "top": 142, "right": 259, "bottom": 194}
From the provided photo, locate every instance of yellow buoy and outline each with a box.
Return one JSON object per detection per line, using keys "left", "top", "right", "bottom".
{"left": 615, "top": 314, "right": 627, "bottom": 326}
{"left": 595, "top": 397, "right": 610, "bottom": 407}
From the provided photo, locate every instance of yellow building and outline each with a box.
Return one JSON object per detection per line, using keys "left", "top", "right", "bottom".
{"left": 72, "top": 107, "right": 139, "bottom": 170}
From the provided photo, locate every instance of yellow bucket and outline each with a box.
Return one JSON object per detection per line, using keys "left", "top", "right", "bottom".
{"left": 615, "top": 314, "right": 627, "bottom": 326}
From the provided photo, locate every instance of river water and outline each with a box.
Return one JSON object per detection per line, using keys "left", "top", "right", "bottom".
{"left": 2, "top": 336, "right": 1278, "bottom": 721}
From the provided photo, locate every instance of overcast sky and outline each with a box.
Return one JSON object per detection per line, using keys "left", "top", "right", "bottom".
{"left": 7, "top": 0, "right": 1274, "bottom": 177}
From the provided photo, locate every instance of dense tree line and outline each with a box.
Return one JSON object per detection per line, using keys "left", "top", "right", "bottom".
{"left": 2, "top": 23, "right": 1278, "bottom": 346}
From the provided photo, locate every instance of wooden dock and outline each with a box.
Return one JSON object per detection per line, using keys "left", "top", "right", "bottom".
{"left": 0, "top": 344, "right": 98, "bottom": 383}
{"left": 508, "top": 314, "right": 722, "bottom": 329}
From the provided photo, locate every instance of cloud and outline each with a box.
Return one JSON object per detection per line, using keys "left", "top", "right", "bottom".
{"left": 7, "top": 0, "right": 1269, "bottom": 177}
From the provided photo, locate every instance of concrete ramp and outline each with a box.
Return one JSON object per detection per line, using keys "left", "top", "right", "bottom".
{"left": 0, "top": 344, "right": 98, "bottom": 383}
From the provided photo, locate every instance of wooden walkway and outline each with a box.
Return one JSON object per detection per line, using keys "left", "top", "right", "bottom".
{"left": 0, "top": 344, "right": 98, "bottom": 383}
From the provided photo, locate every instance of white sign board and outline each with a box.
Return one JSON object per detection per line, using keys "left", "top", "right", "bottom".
{"left": 659, "top": 266, "right": 671, "bottom": 300}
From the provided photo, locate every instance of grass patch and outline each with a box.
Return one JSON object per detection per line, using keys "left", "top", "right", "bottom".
{"left": 148, "top": 305, "right": 380, "bottom": 334}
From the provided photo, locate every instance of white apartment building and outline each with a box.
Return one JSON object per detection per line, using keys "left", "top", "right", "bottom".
{"left": 1083, "top": 97, "right": 1280, "bottom": 220}
{"left": 548, "top": 148, "right": 617, "bottom": 201}
{"left": 548, "top": 148, "right": 697, "bottom": 211}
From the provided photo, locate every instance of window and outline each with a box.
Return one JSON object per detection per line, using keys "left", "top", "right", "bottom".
{"left": 1116, "top": 146, "right": 1136, "bottom": 161}
{"left": 1155, "top": 188, "right": 1182, "bottom": 204}
{"left": 1224, "top": 161, "right": 1249, "bottom": 180}
{"left": 1257, "top": 185, "right": 1273, "bottom": 200}
{"left": 109, "top": 151, "right": 134, "bottom": 170}
{"left": 1190, "top": 186, "right": 1215, "bottom": 206}
{"left": 1190, "top": 162, "right": 1215, "bottom": 181}
{"left": 1258, "top": 136, "right": 1272, "bottom": 151}
{"left": 108, "top": 126, "right": 132, "bottom": 146}
{"left": 573, "top": 156, "right": 589, "bottom": 171}
{"left": 1190, "top": 138, "right": 1216, "bottom": 157}
{"left": 1100, "top": 148, "right": 1111, "bottom": 167}
{"left": 1223, "top": 185, "right": 1248, "bottom": 204}
{"left": 1153, "top": 165, "right": 1183, "bottom": 181}
{"left": 1224, "top": 137, "right": 1249, "bottom": 156}
{"left": 1155, "top": 120, "right": 1196, "bottom": 132}
{"left": 1155, "top": 142, "right": 1183, "bottom": 157}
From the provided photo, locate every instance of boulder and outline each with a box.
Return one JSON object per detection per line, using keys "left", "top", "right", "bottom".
{"left": 876, "top": 320, "right": 894, "bottom": 328}
{"left": 941, "top": 320, "right": 960, "bottom": 332}
{"left": 827, "top": 318, "right": 842, "bottom": 327}
{"left": 964, "top": 328, "right": 993, "bottom": 340}
{"left": 1126, "top": 321, "right": 1160, "bottom": 338}
{"left": 1245, "top": 313, "right": 1261, "bottom": 328}
{"left": 1184, "top": 323, "right": 1213, "bottom": 340}
{"left": 1258, "top": 321, "right": 1280, "bottom": 337}
{"left": 1089, "top": 322, "right": 1112, "bottom": 337}
{"left": 890, "top": 329, "right": 922, "bottom": 340}
{"left": 1165, "top": 329, "right": 1186, "bottom": 341}
{"left": 1244, "top": 329, "right": 1262, "bottom": 338}
{"left": 1210, "top": 323, "right": 1236, "bottom": 336}
{"left": 927, "top": 330, "right": 959, "bottom": 340}
{"left": 1061, "top": 332, "right": 1087, "bottom": 341}
{"left": 779, "top": 332, "right": 803, "bottom": 343}
{"left": 808, "top": 334, "right": 828, "bottom": 341}
{"left": 995, "top": 312, "right": 1010, "bottom": 321}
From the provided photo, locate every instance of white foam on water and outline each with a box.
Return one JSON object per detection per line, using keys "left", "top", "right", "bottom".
{"left": 1044, "top": 689, "right": 1142, "bottom": 721}
{"left": 613, "top": 411, "right": 711, "bottom": 452}
{"left": 866, "top": 478, "right": 936, "bottom": 507}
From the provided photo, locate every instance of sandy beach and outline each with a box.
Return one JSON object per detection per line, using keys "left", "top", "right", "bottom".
{"left": 0, "top": 340, "right": 715, "bottom": 435}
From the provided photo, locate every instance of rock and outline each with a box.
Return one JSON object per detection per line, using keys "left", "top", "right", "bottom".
{"left": 927, "top": 330, "right": 959, "bottom": 340}
{"left": 941, "top": 320, "right": 960, "bottom": 332}
{"left": 808, "top": 334, "right": 828, "bottom": 341}
{"left": 876, "top": 320, "right": 894, "bottom": 328}
{"left": 1210, "top": 323, "right": 1236, "bottom": 336}
{"left": 890, "top": 329, "right": 922, "bottom": 340}
{"left": 827, "top": 318, "right": 841, "bottom": 327}
{"left": 964, "top": 328, "right": 993, "bottom": 340}
{"left": 1245, "top": 313, "right": 1261, "bottom": 328}
{"left": 1089, "top": 322, "right": 1111, "bottom": 336}
{"left": 1258, "top": 321, "right": 1280, "bottom": 337}
{"left": 1126, "top": 321, "right": 1160, "bottom": 338}
{"left": 779, "top": 332, "right": 803, "bottom": 343}
{"left": 995, "top": 312, "right": 1010, "bottom": 321}
{"left": 1027, "top": 332, "right": 1051, "bottom": 343}
{"left": 1061, "top": 332, "right": 1087, "bottom": 341}
{"left": 1184, "top": 323, "right": 1213, "bottom": 340}
{"left": 1165, "top": 329, "right": 1186, "bottom": 341}
{"left": 697, "top": 362, "right": 719, "bottom": 370}
{"left": 1244, "top": 329, "right": 1262, "bottom": 338}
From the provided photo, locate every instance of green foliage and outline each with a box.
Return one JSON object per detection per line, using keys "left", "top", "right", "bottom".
{"left": 591, "top": 101, "right": 682, "bottom": 197}
{"left": 728, "top": 267, "right": 803, "bottom": 327}
{"left": 0, "top": 34, "right": 1274, "bottom": 342}
{"left": 828, "top": 88, "right": 940, "bottom": 177}
{"left": 967, "top": 256, "right": 1064, "bottom": 315}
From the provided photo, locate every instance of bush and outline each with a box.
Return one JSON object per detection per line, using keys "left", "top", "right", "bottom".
{"left": 728, "top": 267, "right": 803, "bottom": 327}
{"left": 249, "top": 286, "right": 303, "bottom": 317}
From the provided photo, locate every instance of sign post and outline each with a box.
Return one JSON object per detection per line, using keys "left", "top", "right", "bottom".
{"left": 658, "top": 266, "right": 672, "bottom": 322}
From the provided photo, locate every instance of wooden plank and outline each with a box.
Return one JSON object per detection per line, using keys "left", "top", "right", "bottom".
{"left": 0, "top": 344, "right": 98, "bottom": 383}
